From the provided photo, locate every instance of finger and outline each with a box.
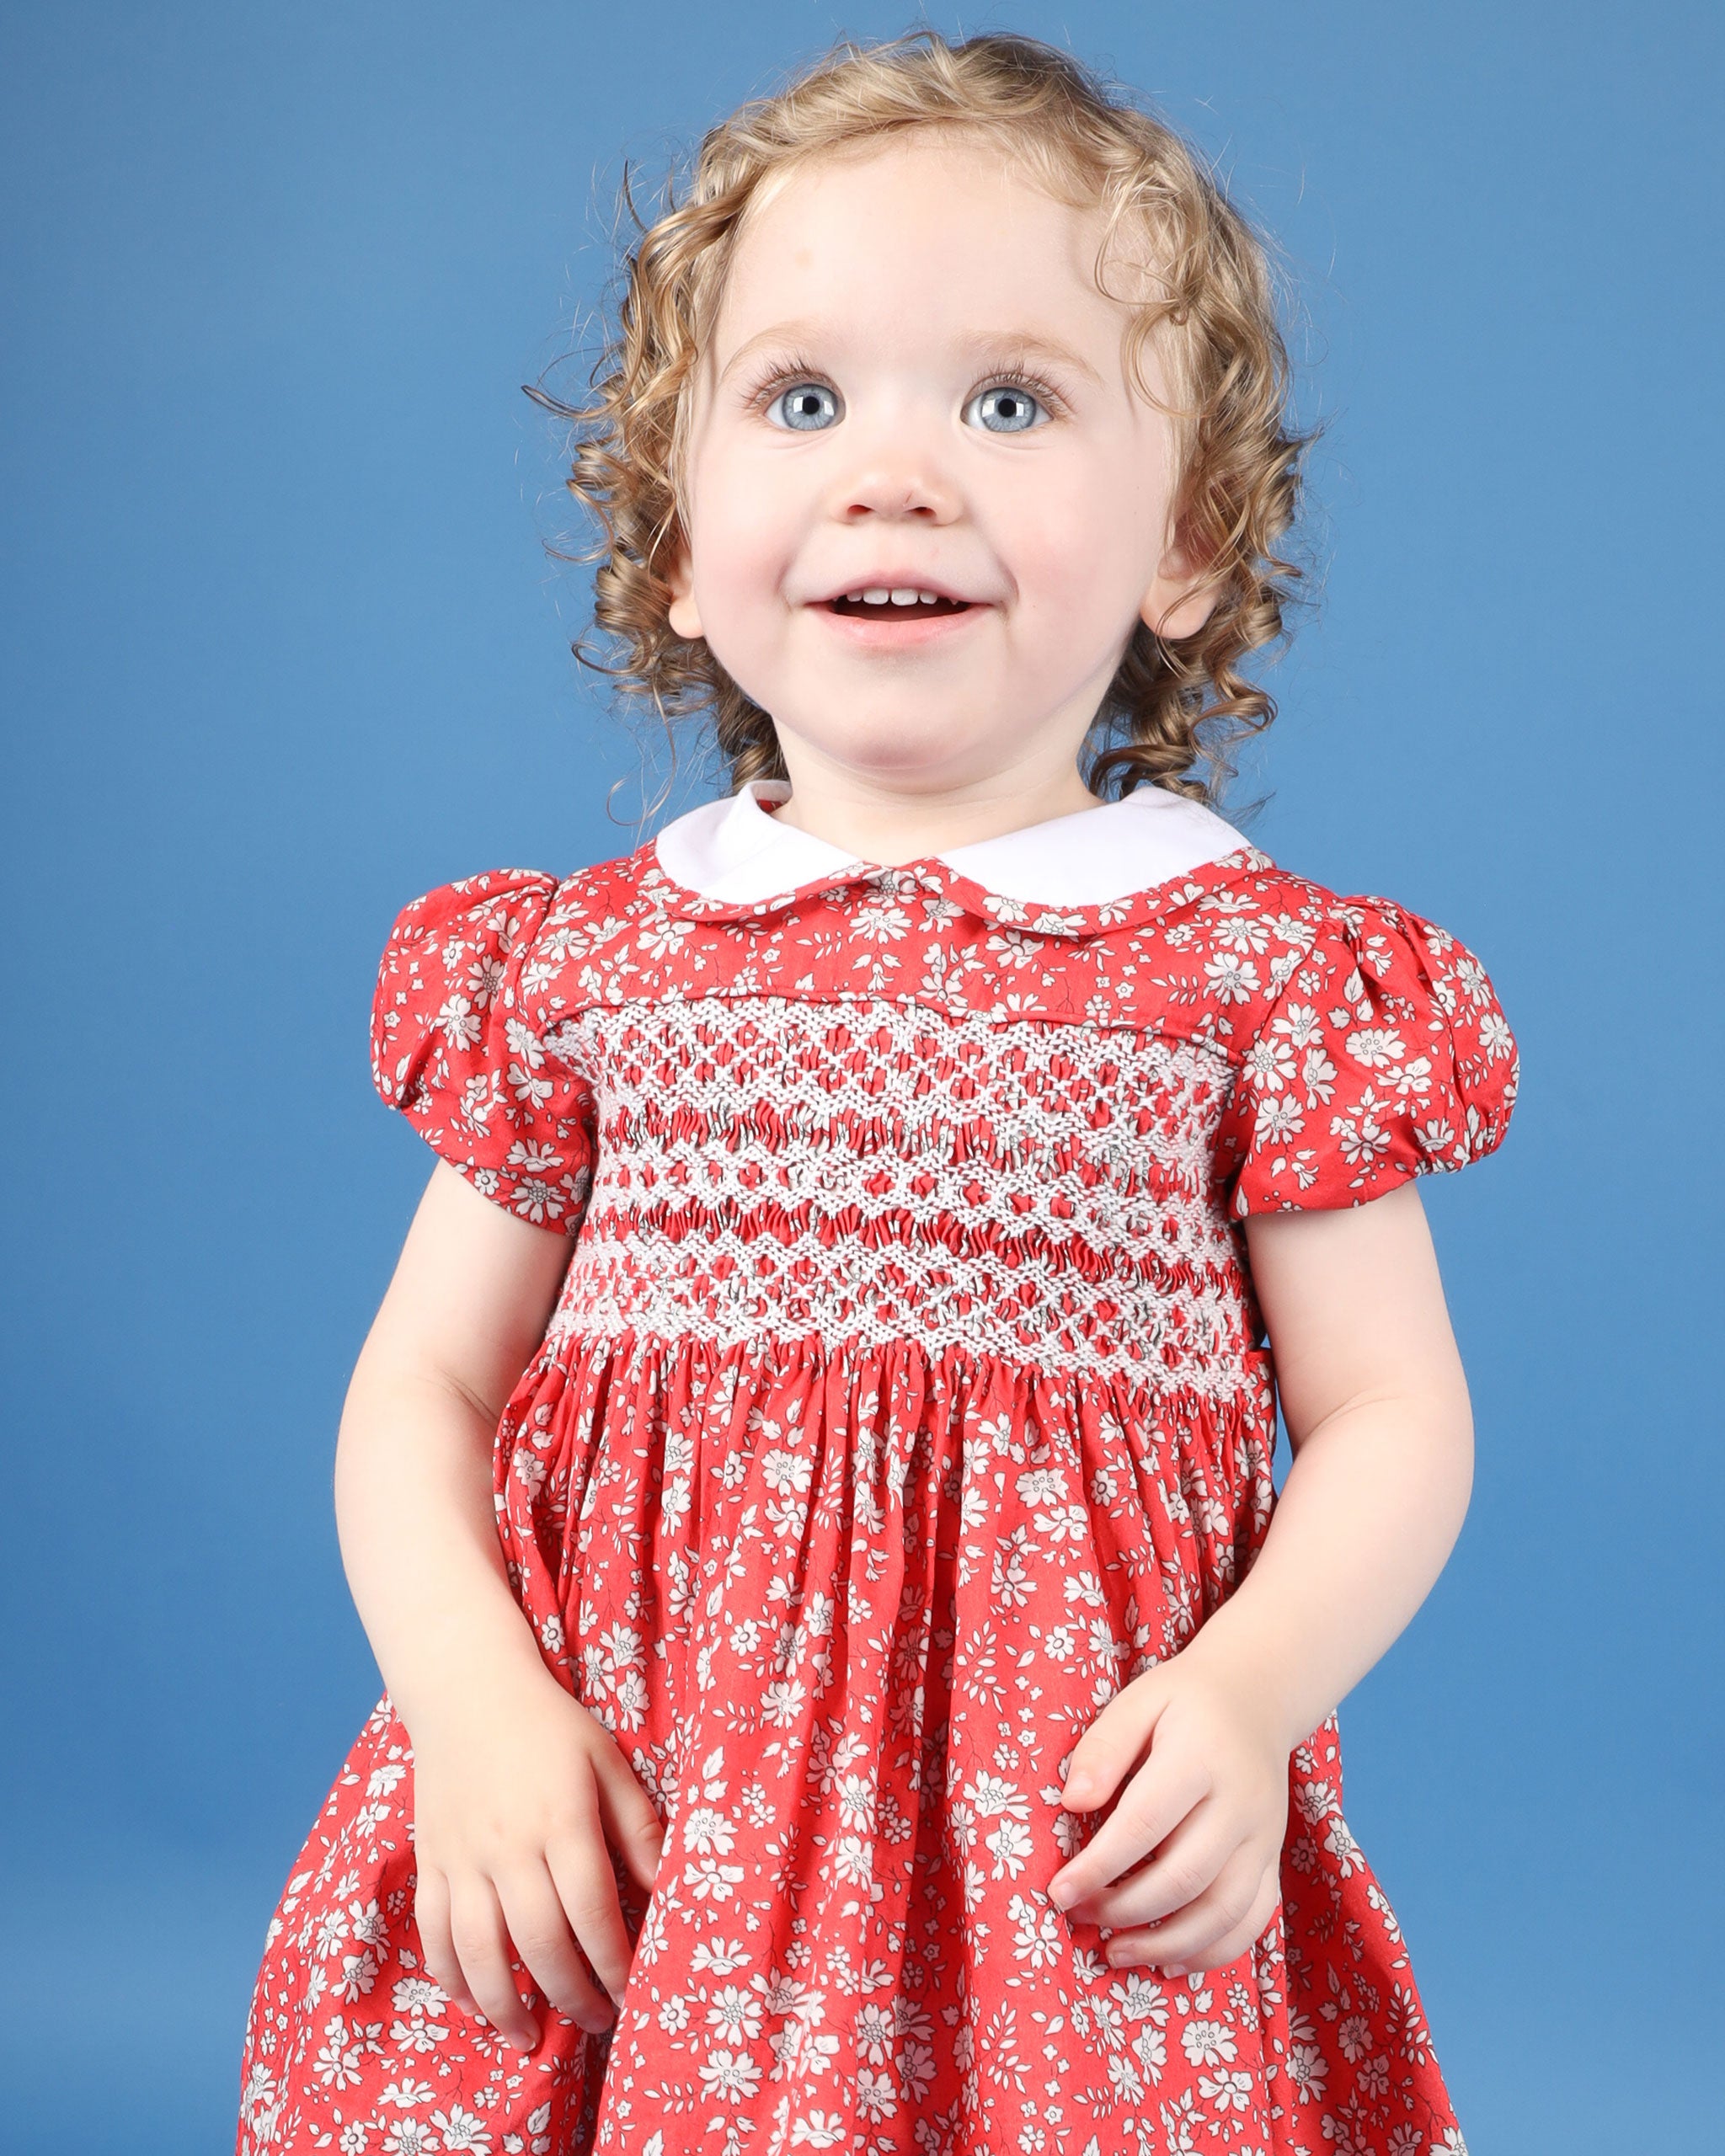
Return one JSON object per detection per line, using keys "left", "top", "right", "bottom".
{"left": 1173, "top": 1872, "right": 1283, "bottom": 1977}
{"left": 1105, "top": 1849, "right": 1278, "bottom": 1976}
{"left": 1078, "top": 1798, "right": 1235, "bottom": 1931}
{"left": 1129, "top": 1865, "right": 1280, "bottom": 1980}
{"left": 595, "top": 1751, "right": 669, "bottom": 1902}
{"left": 545, "top": 1801, "right": 642, "bottom": 2008}
{"left": 449, "top": 1876, "right": 539, "bottom": 2052}
{"left": 495, "top": 1861, "right": 615, "bottom": 2038}
{"left": 412, "top": 1865, "right": 479, "bottom": 2017}
{"left": 1050, "top": 1748, "right": 1210, "bottom": 1914}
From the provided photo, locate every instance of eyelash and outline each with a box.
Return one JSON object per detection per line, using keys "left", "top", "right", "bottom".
{"left": 743, "top": 354, "right": 1070, "bottom": 423}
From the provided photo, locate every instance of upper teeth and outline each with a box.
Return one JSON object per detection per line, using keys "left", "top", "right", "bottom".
{"left": 846, "top": 588, "right": 949, "bottom": 606}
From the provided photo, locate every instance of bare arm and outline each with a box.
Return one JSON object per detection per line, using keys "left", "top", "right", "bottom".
{"left": 1049, "top": 1179, "right": 1473, "bottom": 1976}
{"left": 333, "top": 1158, "right": 574, "bottom": 1735}
{"left": 334, "top": 1161, "right": 665, "bottom": 2050}
{"left": 1178, "top": 1177, "right": 1475, "bottom": 1748}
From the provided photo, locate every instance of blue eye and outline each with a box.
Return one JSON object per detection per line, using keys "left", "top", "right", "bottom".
{"left": 964, "top": 382, "right": 1047, "bottom": 434}
{"left": 767, "top": 382, "right": 841, "bottom": 431}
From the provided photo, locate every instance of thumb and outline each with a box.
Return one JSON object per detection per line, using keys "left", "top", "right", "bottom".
{"left": 1060, "top": 1668, "right": 1165, "bottom": 1812}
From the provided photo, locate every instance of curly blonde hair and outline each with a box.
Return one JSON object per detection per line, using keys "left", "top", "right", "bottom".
{"left": 529, "top": 26, "right": 1315, "bottom": 808}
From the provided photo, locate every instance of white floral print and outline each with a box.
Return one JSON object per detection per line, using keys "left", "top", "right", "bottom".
{"left": 237, "top": 835, "right": 1509, "bottom": 2155}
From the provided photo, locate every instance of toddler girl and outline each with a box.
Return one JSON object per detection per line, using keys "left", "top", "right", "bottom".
{"left": 237, "top": 29, "right": 1515, "bottom": 2156}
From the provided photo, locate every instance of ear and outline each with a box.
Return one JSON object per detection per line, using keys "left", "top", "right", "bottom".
{"left": 1139, "top": 526, "right": 1218, "bottom": 643}
{"left": 665, "top": 536, "right": 703, "bottom": 642}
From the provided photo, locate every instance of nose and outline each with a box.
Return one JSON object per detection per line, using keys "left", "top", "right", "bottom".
{"left": 825, "top": 406, "right": 962, "bottom": 524}
{"left": 834, "top": 467, "right": 958, "bottom": 522}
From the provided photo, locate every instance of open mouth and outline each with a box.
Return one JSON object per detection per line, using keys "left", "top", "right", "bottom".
{"left": 825, "top": 592, "right": 975, "bottom": 619}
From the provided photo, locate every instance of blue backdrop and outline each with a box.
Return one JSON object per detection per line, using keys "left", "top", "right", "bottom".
{"left": 3, "top": 4, "right": 1719, "bottom": 2147}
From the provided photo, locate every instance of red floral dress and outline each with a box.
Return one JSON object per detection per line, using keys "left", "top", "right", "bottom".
{"left": 236, "top": 810, "right": 1516, "bottom": 2156}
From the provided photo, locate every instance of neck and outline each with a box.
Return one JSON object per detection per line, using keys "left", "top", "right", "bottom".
{"left": 761, "top": 769, "right": 1103, "bottom": 868}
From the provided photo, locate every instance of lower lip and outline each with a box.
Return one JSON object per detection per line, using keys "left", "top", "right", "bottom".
{"left": 811, "top": 602, "right": 990, "bottom": 648}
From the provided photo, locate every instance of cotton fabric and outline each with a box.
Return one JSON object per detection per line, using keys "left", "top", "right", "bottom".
{"left": 237, "top": 784, "right": 1515, "bottom": 2155}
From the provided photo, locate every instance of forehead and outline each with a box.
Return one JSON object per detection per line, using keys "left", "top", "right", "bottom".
{"left": 711, "top": 132, "right": 1151, "bottom": 371}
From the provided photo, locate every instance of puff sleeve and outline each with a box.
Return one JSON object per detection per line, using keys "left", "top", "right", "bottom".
{"left": 369, "top": 869, "right": 597, "bottom": 1234}
{"left": 1215, "top": 893, "right": 1519, "bottom": 1216}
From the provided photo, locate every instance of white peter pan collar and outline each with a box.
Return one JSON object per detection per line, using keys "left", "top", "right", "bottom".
{"left": 654, "top": 776, "right": 1249, "bottom": 909}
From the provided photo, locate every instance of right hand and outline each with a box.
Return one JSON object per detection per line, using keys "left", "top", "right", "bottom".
{"left": 406, "top": 1666, "right": 668, "bottom": 2052}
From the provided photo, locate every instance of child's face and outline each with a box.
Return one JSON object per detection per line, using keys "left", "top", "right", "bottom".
{"left": 666, "top": 131, "right": 1213, "bottom": 800}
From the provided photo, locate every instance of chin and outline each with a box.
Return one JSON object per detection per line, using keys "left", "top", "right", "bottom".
{"left": 772, "top": 711, "right": 998, "bottom": 780}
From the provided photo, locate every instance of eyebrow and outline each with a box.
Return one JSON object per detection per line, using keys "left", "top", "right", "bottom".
{"left": 718, "top": 322, "right": 1105, "bottom": 388}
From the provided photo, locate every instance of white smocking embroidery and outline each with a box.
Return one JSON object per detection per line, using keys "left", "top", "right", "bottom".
{"left": 543, "top": 995, "right": 1257, "bottom": 1394}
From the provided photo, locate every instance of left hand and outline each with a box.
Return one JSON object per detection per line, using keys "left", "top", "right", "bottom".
{"left": 1047, "top": 1640, "right": 1292, "bottom": 1977}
